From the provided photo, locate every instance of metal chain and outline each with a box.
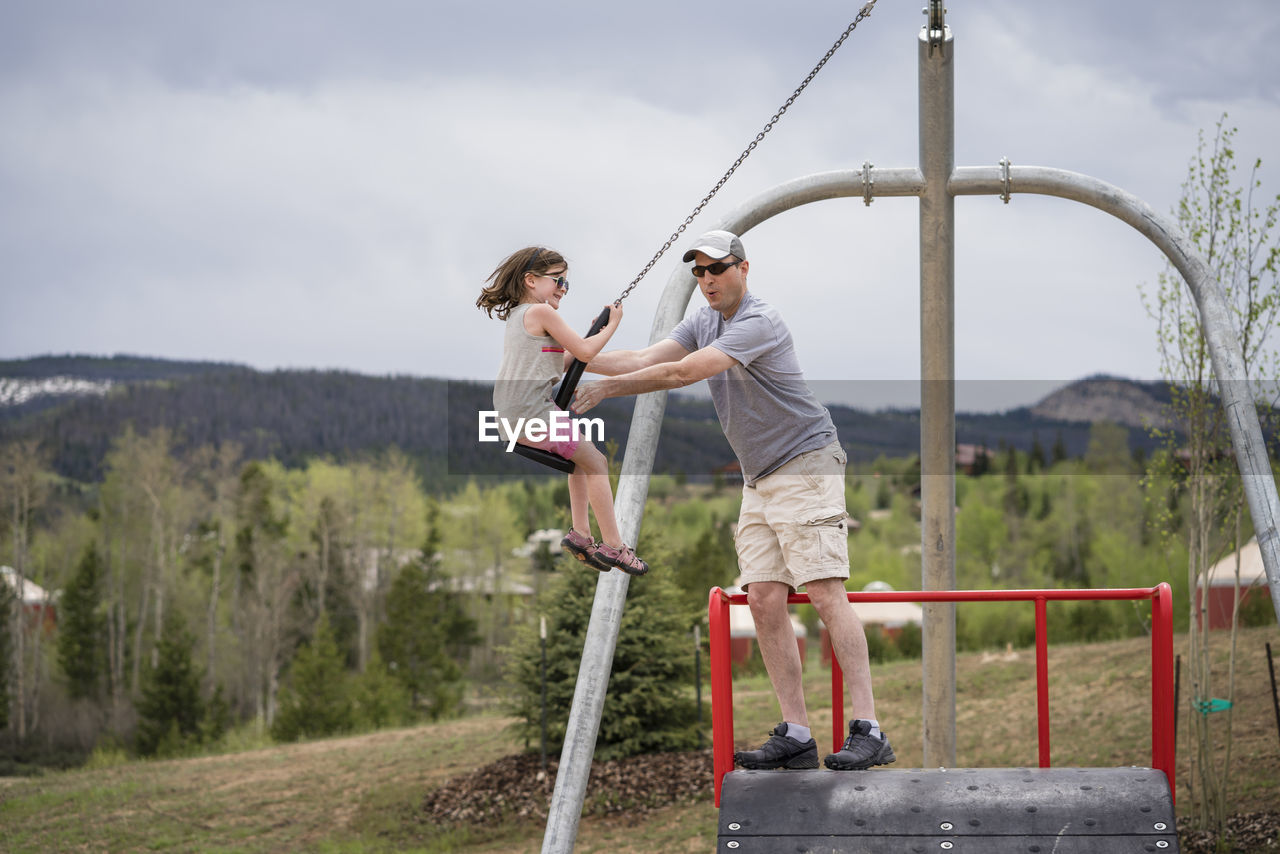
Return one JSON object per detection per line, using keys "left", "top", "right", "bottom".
{"left": 613, "top": 0, "right": 880, "bottom": 304}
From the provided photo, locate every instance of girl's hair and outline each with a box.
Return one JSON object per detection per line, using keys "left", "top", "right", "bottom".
{"left": 476, "top": 246, "right": 567, "bottom": 320}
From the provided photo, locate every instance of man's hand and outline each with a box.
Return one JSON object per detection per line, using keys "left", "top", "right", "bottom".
{"left": 573, "top": 380, "right": 606, "bottom": 414}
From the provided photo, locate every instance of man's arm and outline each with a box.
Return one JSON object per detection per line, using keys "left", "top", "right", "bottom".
{"left": 583, "top": 338, "right": 689, "bottom": 376}
{"left": 573, "top": 346, "right": 738, "bottom": 413}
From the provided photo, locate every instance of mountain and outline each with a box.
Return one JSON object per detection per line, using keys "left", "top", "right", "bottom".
{"left": 1029, "top": 375, "right": 1175, "bottom": 430}
{"left": 0, "top": 356, "right": 1185, "bottom": 486}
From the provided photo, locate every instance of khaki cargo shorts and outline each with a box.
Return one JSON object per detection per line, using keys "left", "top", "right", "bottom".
{"left": 736, "top": 440, "right": 849, "bottom": 592}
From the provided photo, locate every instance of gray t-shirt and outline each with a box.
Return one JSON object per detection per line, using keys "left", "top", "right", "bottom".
{"left": 668, "top": 291, "right": 836, "bottom": 484}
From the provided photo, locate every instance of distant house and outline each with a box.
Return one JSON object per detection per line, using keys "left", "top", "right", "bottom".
{"left": 1, "top": 566, "right": 57, "bottom": 633}
{"left": 428, "top": 567, "right": 535, "bottom": 599}
{"left": 1196, "top": 538, "right": 1272, "bottom": 630}
{"left": 955, "top": 444, "right": 997, "bottom": 474}
{"left": 429, "top": 530, "right": 557, "bottom": 604}
{"left": 511, "top": 528, "right": 565, "bottom": 559}
{"left": 714, "top": 460, "right": 744, "bottom": 484}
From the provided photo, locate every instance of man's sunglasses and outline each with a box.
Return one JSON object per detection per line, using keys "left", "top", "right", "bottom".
{"left": 691, "top": 259, "right": 741, "bottom": 278}
{"left": 539, "top": 274, "right": 570, "bottom": 292}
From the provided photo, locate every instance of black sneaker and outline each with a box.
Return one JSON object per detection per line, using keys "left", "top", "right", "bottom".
{"left": 824, "top": 719, "right": 896, "bottom": 770}
{"left": 734, "top": 723, "right": 819, "bottom": 770}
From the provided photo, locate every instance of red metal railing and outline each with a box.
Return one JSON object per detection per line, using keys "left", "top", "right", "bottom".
{"left": 708, "top": 584, "right": 1176, "bottom": 807}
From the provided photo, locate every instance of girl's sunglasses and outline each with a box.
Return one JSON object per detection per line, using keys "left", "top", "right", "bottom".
{"left": 540, "top": 274, "right": 570, "bottom": 292}
{"left": 691, "top": 259, "right": 741, "bottom": 278}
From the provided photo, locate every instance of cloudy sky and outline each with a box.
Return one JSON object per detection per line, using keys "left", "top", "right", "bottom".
{"left": 2, "top": 0, "right": 1277, "bottom": 411}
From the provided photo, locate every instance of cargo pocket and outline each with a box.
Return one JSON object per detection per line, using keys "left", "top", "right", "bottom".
{"left": 796, "top": 510, "right": 848, "bottom": 569}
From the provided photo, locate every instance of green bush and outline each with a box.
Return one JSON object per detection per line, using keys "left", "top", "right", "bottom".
{"left": 893, "top": 622, "right": 922, "bottom": 659}
{"left": 864, "top": 627, "right": 899, "bottom": 664}
{"left": 135, "top": 610, "right": 204, "bottom": 757}
{"left": 355, "top": 650, "right": 412, "bottom": 729}
{"left": 504, "top": 543, "right": 701, "bottom": 760}
{"left": 272, "top": 614, "right": 354, "bottom": 742}
{"left": 1234, "top": 588, "right": 1276, "bottom": 628}
{"left": 376, "top": 508, "right": 475, "bottom": 721}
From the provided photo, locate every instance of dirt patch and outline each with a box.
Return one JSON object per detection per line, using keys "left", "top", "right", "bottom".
{"left": 422, "top": 750, "right": 713, "bottom": 825}
{"left": 1178, "top": 812, "right": 1280, "bottom": 853}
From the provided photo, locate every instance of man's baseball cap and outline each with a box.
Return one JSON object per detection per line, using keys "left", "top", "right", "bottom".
{"left": 681, "top": 230, "right": 746, "bottom": 263}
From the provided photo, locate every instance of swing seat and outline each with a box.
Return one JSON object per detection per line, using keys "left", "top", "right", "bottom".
{"left": 512, "top": 442, "right": 575, "bottom": 474}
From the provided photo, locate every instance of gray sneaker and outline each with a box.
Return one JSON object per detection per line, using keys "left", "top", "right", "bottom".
{"left": 824, "top": 719, "right": 896, "bottom": 770}
{"left": 734, "top": 723, "right": 819, "bottom": 770}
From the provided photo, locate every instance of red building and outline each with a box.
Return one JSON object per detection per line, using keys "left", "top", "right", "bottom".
{"left": 1195, "top": 538, "right": 1271, "bottom": 630}
{"left": 1, "top": 566, "right": 57, "bottom": 634}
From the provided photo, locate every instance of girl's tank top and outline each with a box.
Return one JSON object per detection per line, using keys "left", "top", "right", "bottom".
{"left": 492, "top": 303, "right": 566, "bottom": 440}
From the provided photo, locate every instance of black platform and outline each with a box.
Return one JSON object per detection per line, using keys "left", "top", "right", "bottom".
{"left": 717, "top": 767, "right": 1178, "bottom": 852}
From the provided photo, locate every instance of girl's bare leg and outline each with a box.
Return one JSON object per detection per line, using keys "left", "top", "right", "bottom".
{"left": 566, "top": 468, "right": 591, "bottom": 537}
{"left": 568, "top": 441, "right": 623, "bottom": 547}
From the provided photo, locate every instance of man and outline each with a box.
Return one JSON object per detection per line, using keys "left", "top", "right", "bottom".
{"left": 572, "top": 229, "right": 894, "bottom": 771}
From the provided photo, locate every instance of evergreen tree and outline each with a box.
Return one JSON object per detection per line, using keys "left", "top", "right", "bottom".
{"left": 376, "top": 503, "right": 475, "bottom": 720}
{"left": 874, "top": 475, "right": 892, "bottom": 510}
{"left": 1084, "top": 421, "right": 1131, "bottom": 474}
{"left": 135, "top": 609, "right": 204, "bottom": 757}
{"left": 272, "top": 613, "right": 354, "bottom": 742}
{"left": 970, "top": 442, "right": 992, "bottom": 477}
{"left": 673, "top": 516, "right": 738, "bottom": 602}
{"left": 505, "top": 549, "right": 701, "bottom": 760}
{"left": 1051, "top": 431, "right": 1068, "bottom": 465}
{"left": 354, "top": 648, "right": 411, "bottom": 730}
{"left": 1002, "top": 447, "right": 1029, "bottom": 519}
{"left": 1028, "top": 432, "right": 1047, "bottom": 473}
{"left": 58, "top": 543, "right": 106, "bottom": 700}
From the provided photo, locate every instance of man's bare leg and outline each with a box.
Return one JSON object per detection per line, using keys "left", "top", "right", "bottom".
{"left": 806, "top": 577, "right": 895, "bottom": 769}
{"left": 733, "top": 580, "right": 820, "bottom": 769}
{"left": 748, "top": 580, "right": 808, "bottom": 725}
{"left": 806, "top": 577, "right": 876, "bottom": 719}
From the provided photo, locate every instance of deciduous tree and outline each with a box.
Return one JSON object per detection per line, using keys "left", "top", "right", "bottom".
{"left": 1140, "top": 113, "right": 1280, "bottom": 835}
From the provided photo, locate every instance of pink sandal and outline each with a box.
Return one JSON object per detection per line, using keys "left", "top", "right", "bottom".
{"left": 593, "top": 543, "right": 650, "bottom": 577}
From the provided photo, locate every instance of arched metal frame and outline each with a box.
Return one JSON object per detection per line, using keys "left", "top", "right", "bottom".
{"left": 541, "top": 12, "right": 1280, "bottom": 854}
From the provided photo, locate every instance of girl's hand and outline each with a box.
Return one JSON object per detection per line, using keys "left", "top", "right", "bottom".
{"left": 606, "top": 302, "right": 623, "bottom": 325}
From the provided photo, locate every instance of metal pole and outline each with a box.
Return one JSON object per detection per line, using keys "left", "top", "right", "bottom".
{"left": 1267, "top": 642, "right": 1280, "bottom": 749}
{"left": 540, "top": 615, "right": 548, "bottom": 775}
{"left": 918, "top": 4, "right": 957, "bottom": 768}
{"left": 694, "top": 624, "right": 703, "bottom": 748}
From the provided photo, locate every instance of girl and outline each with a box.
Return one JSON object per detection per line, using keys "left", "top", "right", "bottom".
{"left": 476, "top": 246, "right": 649, "bottom": 577}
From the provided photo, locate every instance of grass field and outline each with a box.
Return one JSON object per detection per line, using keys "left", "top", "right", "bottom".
{"left": 1, "top": 625, "right": 1277, "bottom": 852}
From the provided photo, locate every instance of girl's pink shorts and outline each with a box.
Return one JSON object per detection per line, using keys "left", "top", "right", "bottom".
{"left": 519, "top": 407, "right": 580, "bottom": 461}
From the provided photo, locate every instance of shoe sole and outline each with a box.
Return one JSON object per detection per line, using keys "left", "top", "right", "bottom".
{"left": 601, "top": 561, "right": 649, "bottom": 577}
{"left": 574, "top": 552, "right": 610, "bottom": 572}
{"left": 595, "top": 554, "right": 649, "bottom": 576}
{"left": 563, "top": 543, "right": 609, "bottom": 572}
{"left": 823, "top": 744, "right": 897, "bottom": 771}
{"left": 734, "top": 752, "right": 819, "bottom": 770}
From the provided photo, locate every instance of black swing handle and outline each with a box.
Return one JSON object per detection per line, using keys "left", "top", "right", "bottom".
{"left": 554, "top": 305, "right": 613, "bottom": 411}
